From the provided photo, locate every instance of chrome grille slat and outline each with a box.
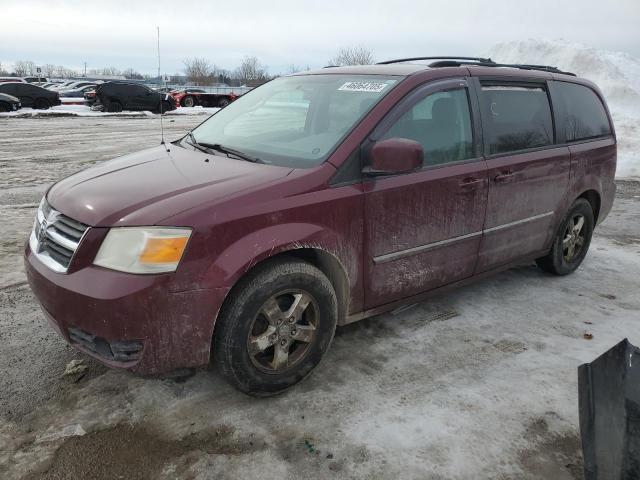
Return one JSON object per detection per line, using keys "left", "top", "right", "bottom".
{"left": 51, "top": 221, "right": 84, "bottom": 240}
{"left": 30, "top": 200, "right": 89, "bottom": 273}
{"left": 57, "top": 216, "right": 87, "bottom": 234}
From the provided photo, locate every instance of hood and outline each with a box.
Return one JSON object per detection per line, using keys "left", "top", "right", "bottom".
{"left": 0, "top": 93, "right": 20, "bottom": 103}
{"left": 47, "top": 144, "right": 293, "bottom": 226}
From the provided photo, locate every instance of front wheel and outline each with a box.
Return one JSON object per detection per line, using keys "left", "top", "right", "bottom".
{"left": 213, "top": 259, "right": 338, "bottom": 396}
{"left": 182, "top": 96, "right": 195, "bottom": 107}
{"left": 536, "top": 198, "right": 594, "bottom": 275}
{"left": 217, "top": 97, "right": 230, "bottom": 108}
{"left": 33, "top": 98, "right": 50, "bottom": 109}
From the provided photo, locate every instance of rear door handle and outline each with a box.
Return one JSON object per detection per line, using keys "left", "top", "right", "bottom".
{"left": 494, "top": 171, "right": 515, "bottom": 183}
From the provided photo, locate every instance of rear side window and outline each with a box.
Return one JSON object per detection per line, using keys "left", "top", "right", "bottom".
{"left": 554, "top": 82, "right": 611, "bottom": 141}
{"left": 481, "top": 84, "right": 553, "bottom": 155}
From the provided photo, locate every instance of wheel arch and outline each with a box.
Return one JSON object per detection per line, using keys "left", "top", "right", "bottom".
{"left": 213, "top": 245, "right": 351, "bottom": 331}
{"left": 577, "top": 189, "right": 601, "bottom": 223}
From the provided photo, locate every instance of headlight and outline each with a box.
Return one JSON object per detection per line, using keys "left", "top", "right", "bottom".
{"left": 94, "top": 227, "right": 191, "bottom": 274}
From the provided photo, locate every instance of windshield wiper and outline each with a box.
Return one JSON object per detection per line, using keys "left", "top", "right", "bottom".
{"left": 184, "top": 133, "right": 264, "bottom": 163}
{"left": 184, "top": 132, "right": 210, "bottom": 154}
{"left": 200, "top": 142, "right": 264, "bottom": 163}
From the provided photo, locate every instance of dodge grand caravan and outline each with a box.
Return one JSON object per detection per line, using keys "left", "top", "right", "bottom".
{"left": 25, "top": 57, "right": 616, "bottom": 395}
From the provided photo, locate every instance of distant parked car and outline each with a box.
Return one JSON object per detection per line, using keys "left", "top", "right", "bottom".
{"left": 0, "top": 82, "right": 60, "bottom": 109}
{"left": 0, "top": 93, "right": 21, "bottom": 112}
{"left": 24, "top": 76, "right": 47, "bottom": 83}
{"left": 0, "top": 77, "right": 26, "bottom": 84}
{"left": 59, "top": 84, "right": 97, "bottom": 98}
{"left": 93, "top": 82, "right": 176, "bottom": 113}
{"left": 49, "top": 81, "right": 78, "bottom": 91}
{"left": 171, "top": 88, "right": 237, "bottom": 108}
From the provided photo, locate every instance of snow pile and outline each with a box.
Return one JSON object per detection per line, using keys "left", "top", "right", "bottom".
{"left": 487, "top": 40, "right": 640, "bottom": 179}
{"left": 0, "top": 105, "right": 219, "bottom": 118}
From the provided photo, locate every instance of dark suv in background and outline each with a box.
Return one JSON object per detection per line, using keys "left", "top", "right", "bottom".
{"left": 93, "top": 82, "right": 176, "bottom": 113}
{"left": 0, "top": 82, "right": 60, "bottom": 109}
{"left": 25, "top": 56, "right": 616, "bottom": 395}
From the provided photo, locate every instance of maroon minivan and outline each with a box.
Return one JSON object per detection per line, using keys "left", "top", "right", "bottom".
{"left": 25, "top": 57, "right": 616, "bottom": 395}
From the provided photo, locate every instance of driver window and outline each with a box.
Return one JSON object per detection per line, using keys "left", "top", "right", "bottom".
{"left": 381, "top": 88, "right": 474, "bottom": 166}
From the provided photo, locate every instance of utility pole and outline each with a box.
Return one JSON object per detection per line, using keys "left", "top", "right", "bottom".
{"left": 84, "top": 61, "right": 87, "bottom": 77}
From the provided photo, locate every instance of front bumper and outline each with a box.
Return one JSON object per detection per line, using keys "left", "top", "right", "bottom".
{"left": 24, "top": 243, "right": 228, "bottom": 374}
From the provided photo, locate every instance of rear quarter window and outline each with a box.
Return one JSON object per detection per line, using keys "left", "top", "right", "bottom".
{"left": 480, "top": 84, "right": 554, "bottom": 155}
{"left": 554, "top": 82, "right": 612, "bottom": 142}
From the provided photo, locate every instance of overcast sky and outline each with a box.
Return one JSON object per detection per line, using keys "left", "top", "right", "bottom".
{"left": 2, "top": 0, "right": 639, "bottom": 75}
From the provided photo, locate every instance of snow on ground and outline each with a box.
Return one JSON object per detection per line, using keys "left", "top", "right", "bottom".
{"left": 487, "top": 40, "right": 640, "bottom": 179}
{"left": 0, "top": 115, "right": 639, "bottom": 480}
{"left": 0, "top": 104, "right": 219, "bottom": 118}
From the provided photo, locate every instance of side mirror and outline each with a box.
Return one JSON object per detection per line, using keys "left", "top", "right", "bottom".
{"left": 364, "top": 138, "right": 424, "bottom": 176}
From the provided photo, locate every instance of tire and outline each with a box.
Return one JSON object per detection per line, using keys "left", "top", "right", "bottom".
{"left": 182, "top": 96, "right": 195, "bottom": 108}
{"left": 33, "top": 98, "right": 50, "bottom": 110}
{"left": 0, "top": 102, "right": 9, "bottom": 112}
{"left": 213, "top": 259, "right": 338, "bottom": 396}
{"left": 105, "top": 100, "right": 123, "bottom": 113}
{"left": 536, "top": 198, "right": 595, "bottom": 275}
{"left": 217, "top": 98, "right": 230, "bottom": 108}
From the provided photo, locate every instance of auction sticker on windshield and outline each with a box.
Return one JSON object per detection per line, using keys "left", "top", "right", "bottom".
{"left": 338, "top": 81, "right": 389, "bottom": 93}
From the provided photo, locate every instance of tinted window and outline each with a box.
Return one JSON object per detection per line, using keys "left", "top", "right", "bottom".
{"left": 381, "top": 88, "right": 474, "bottom": 166}
{"left": 481, "top": 85, "right": 553, "bottom": 154}
{"left": 0, "top": 84, "right": 17, "bottom": 95}
{"left": 555, "top": 82, "right": 611, "bottom": 141}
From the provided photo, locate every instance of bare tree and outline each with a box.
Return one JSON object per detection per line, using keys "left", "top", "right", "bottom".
{"left": 234, "top": 56, "right": 267, "bottom": 84}
{"left": 328, "top": 46, "right": 374, "bottom": 66}
{"left": 42, "top": 64, "right": 56, "bottom": 77}
{"left": 0, "top": 61, "right": 8, "bottom": 76}
{"left": 101, "top": 66, "right": 121, "bottom": 76}
{"left": 123, "top": 68, "right": 143, "bottom": 79}
{"left": 183, "top": 57, "right": 214, "bottom": 85}
{"left": 54, "top": 65, "right": 77, "bottom": 78}
{"left": 13, "top": 60, "right": 30, "bottom": 77}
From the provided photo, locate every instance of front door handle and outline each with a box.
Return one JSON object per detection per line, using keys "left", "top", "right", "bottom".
{"left": 494, "top": 171, "right": 515, "bottom": 183}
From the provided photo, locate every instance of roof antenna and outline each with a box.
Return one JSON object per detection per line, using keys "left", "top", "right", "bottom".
{"left": 157, "top": 26, "right": 169, "bottom": 152}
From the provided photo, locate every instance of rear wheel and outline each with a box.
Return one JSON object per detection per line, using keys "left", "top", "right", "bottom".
{"left": 182, "top": 96, "right": 195, "bottom": 107}
{"left": 33, "top": 98, "right": 50, "bottom": 109}
{"left": 213, "top": 259, "right": 338, "bottom": 396}
{"left": 536, "top": 198, "right": 594, "bottom": 275}
{"left": 105, "top": 100, "right": 123, "bottom": 113}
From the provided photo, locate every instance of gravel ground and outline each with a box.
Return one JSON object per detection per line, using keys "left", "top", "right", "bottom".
{"left": 0, "top": 116, "right": 639, "bottom": 479}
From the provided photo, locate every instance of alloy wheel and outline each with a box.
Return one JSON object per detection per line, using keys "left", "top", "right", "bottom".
{"left": 563, "top": 213, "right": 586, "bottom": 262}
{"left": 247, "top": 290, "right": 318, "bottom": 373}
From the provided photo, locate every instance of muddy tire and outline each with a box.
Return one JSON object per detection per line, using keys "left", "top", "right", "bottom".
{"left": 33, "top": 98, "right": 50, "bottom": 110}
{"left": 213, "top": 258, "right": 337, "bottom": 396}
{"left": 182, "top": 95, "right": 195, "bottom": 108}
{"left": 0, "top": 102, "right": 10, "bottom": 112}
{"left": 217, "top": 97, "right": 230, "bottom": 108}
{"left": 536, "top": 198, "right": 594, "bottom": 275}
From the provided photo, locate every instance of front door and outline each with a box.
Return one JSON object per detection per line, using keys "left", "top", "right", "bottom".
{"left": 363, "top": 79, "right": 488, "bottom": 309}
{"left": 473, "top": 79, "right": 570, "bottom": 272}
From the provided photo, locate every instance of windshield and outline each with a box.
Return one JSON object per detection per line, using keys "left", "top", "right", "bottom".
{"left": 187, "top": 74, "right": 399, "bottom": 167}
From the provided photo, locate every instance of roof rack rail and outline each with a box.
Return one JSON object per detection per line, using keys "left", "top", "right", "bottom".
{"left": 376, "top": 56, "right": 494, "bottom": 65}
{"left": 376, "top": 56, "right": 576, "bottom": 76}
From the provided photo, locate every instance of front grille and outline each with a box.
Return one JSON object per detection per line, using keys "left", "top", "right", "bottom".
{"left": 69, "top": 327, "right": 143, "bottom": 362}
{"left": 30, "top": 199, "right": 89, "bottom": 273}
